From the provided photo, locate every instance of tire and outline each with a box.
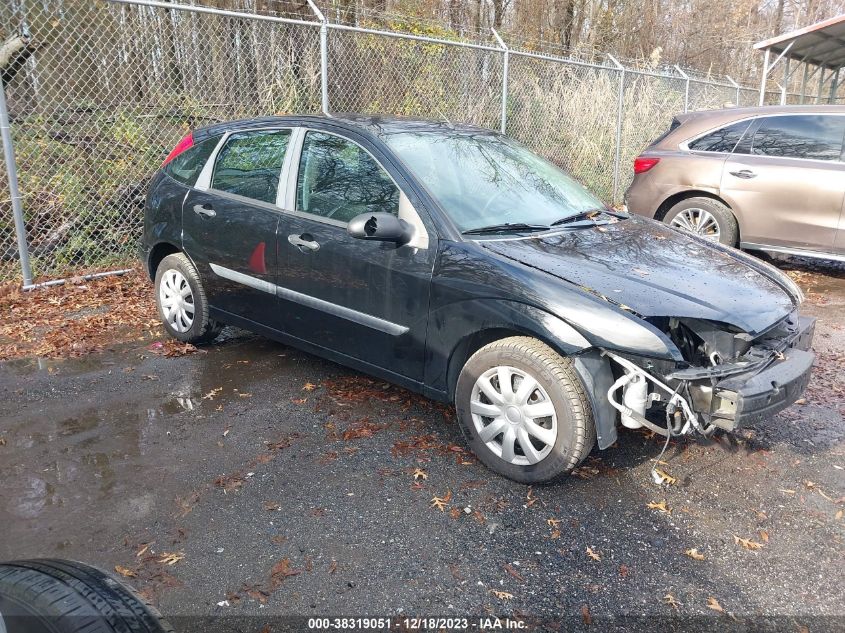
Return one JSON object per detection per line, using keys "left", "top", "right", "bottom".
{"left": 455, "top": 337, "right": 596, "bottom": 484}
{"left": 662, "top": 197, "right": 738, "bottom": 246}
{"left": 0, "top": 559, "right": 173, "bottom": 633}
{"left": 154, "top": 252, "right": 222, "bottom": 344}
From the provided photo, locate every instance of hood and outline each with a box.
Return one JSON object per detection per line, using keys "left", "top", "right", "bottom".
{"left": 480, "top": 217, "right": 796, "bottom": 336}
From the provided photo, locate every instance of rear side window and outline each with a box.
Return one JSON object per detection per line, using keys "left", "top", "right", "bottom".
{"left": 296, "top": 131, "right": 399, "bottom": 223}
{"left": 747, "top": 115, "right": 845, "bottom": 161}
{"left": 211, "top": 130, "right": 291, "bottom": 204}
{"left": 687, "top": 120, "right": 750, "bottom": 153}
{"left": 164, "top": 135, "right": 220, "bottom": 186}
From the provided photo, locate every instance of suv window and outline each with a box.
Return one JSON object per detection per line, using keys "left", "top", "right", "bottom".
{"left": 687, "top": 120, "right": 750, "bottom": 153}
{"left": 296, "top": 131, "right": 399, "bottom": 223}
{"left": 746, "top": 115, "right": 845, "bottom": 161}
{"left": 164, "top": 135, "right": 220, "bottom": 186}
{"left": 211, "top": 130, "right": 291, "bottom": 203}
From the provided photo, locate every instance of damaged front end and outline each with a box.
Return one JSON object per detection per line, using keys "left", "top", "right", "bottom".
{"left": 602, "top": 312, "right": 815, "bottom": 438}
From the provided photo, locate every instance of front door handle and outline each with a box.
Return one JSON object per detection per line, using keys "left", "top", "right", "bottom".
{"left": 193, "top": 203, "right": 216, "bottom": 217}
{"left": 288, "top": 234, "right": 320, "bottom": 252}
{"left": 729, "top": 169, "right": 757, "bottom": 179}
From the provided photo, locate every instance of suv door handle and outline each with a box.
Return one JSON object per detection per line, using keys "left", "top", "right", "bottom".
{"left": 729, "top": 169, "right": 757, "bottom": 179}
{"left": 193, "top": 203, "right": 216, "bottom": 217}
{"left": 288, "top": 234, "right": 320, "bottom": 252}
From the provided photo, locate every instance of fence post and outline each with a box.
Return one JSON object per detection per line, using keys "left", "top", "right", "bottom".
{"left": 726, "top": 75, "right": 740, "bottom": 106}
{"left": 674, "top": 65, "right": 689, "bottom": 112}
{"left": 0, "top": 79, "right": 33, "bottom": 286}
{"left": 491, "top": 29, "right": 508, "bottom": 134}
{"left": 305, "top": 0, "right": 329, "bottom": 114}
{"left": 608, "top": 54, "right": 624, "bottom": 205}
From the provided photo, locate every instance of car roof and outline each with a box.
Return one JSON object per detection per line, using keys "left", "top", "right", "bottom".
{"left": 679, "top": 103, "right": 845, "bottom": 124}
{"left": 193, "top": 113, "right": 496, "bottom": 140}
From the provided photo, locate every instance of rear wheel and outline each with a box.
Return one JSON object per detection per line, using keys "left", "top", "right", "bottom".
{"left": 154, "top": 253, "right": 222, "bottom": 344}
{"left": 0, "top": 559, "right": 172, "bottom": 633}
{"left": 455, "top": 337, "right": 596, "bottom": 484}
{"left": 663, "top": 197, "right": 738, "bottom": 246}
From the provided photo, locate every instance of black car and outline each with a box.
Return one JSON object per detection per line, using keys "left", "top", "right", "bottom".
{"left": 142, "top": 114, "right": 815, "bottom": 483}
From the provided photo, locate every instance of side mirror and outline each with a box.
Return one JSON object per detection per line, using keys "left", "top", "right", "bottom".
{"left": 347, "top": 212, "right": 412, "bottom": 246}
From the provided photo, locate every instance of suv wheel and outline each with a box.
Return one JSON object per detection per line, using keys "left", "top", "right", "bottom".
{"left": 455, "top": 337, "right": 596, "bottom": 483}
{"left": 663, "top": 197, "right": 738, "bottom": 246}
{"left": 154, "top": 253, "right": 222, "bottom": 344}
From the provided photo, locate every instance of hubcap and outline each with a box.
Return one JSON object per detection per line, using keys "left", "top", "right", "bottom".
{"left": 470, "top": 366, "right": 558, "bottom": 466}
{"left": 669, "top": 207, "right": 721, "bottom": 241}
{"left": 159, "top": 269, "right": 195, "bottom": 333}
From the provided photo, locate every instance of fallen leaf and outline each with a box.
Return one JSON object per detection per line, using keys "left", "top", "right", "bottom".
{"left": 328, "top": 560, "right": 338, "bottom": 574}
{"left": 302, "top": 382, "right": 317, "bottom": 391}
{"left": 202, "top": 387, "right": 223, "bottom": 400}
{"left": 136, "top": 542, "right": 153, "bottom": 558}
{"left": 835, "top": 510, "right": 843, "bottom": 520}
{"left": 547, "top": 517, "right": 562, "bottom": 529}
{"left": 663, "top": 593, "right": 680, "bottom": 610}
{"left": 291, "top": 397, "right": 307, "bottom": 405}
{"left": 270, "top": 535, "right": 288, "bottom": 545}
{"left": 264, "top": 501, "right": 281, "bottom": 511}
{"left": 707, "top": 597, "right": 724, "bottom": 612}
{"left": 734, "top": 535, "right": 764, "bottom": 550}
{"left": 504, "top": 563, "right": 524, "bottom": 582}
{"left": 653, "top": 468, "right": 677, "bottom": 485}
{"left": 684, "top": 548, "right": 706, "bottom": 561}
{"left": 647, "top": 500, "right": 671, "bottom": 514}
{"left": 270, "top": 558, "right": 301, "bottom": 588}
{"left": 114, "top": 565, "right": 136, "bottom": 578}
{"left": 759, "top": 530, "right": 769, "bottom": 543}
{"left": 581, "top": 604, "right": 592, "bottom": 625}
{"left": 586, "top": 546, "right": 601, "bottom": 561}
{"left": 158, "top": 552, "right": 185, "bottom": 565}
{"left": 619, "top": 564, "right": 629, "bottom": 577}
{"left": 489, "top": 590, "right": 514, "bottom": 600}
{"left": 412, "top": 468, "right": 428, "bottom": 481}
{"left": 430, "top": 490, "right": 452, "bottom": 511}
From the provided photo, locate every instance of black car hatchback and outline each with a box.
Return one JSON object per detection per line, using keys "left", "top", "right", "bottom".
{"left": 143, "top": 114, "right": 815, "bottom": 483}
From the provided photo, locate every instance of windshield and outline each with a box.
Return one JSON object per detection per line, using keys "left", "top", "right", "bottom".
{"left": 382, "top": 131, "right": 604, "bottom": 233}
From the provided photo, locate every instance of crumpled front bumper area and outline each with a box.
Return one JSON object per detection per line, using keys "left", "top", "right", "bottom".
{"left": 710, "top": 316, "right": 815, "bottom": 430}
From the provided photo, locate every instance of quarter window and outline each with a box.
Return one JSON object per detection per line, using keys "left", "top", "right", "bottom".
{"left": 747, "top": 115, "right": 845, "bottom": 161}
{"left": 211, "top": 130, "right": 291, "bottom": 203}
{"left": 296, "top": 131, "right": 400, "bottom": 223}
{"left": 687, "top": 121, "right": 750, "bottom": 153}
{"left": 165, "top": 135, "right": 220, "bottom": 186}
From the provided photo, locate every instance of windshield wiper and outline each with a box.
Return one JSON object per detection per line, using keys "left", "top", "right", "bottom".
{"left": 550, "top": 208, "right": 627, "bottom": 226}
{"left": 462, "top": 222, "right": 550, "bottom": 235}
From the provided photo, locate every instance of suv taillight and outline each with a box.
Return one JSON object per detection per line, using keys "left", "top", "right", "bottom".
{"left": 162, "top": 132, "right": 194, "bottom": 167}
{"left": 633, "top": 156, "right": 660, "bottom": 174}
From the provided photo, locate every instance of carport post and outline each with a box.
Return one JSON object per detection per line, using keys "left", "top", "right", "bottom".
{"left": 780, "top": 56, "right": 790, "bottom": 104}
{"left": 726, "top": 75, "right": 740, "bottom": 106}
{"left": 674, "top": 65, "right": 689, "bottom": 112}
{"left": 758, "top": 49, "right": 770, "bottom": 105}
{"left": 491, "top": 29, "right": 508, "bottom": 134}
{"left": 828, "top": 68, "right": 840, "bottom": 103}
{"left": 816, "top": 66, "right": 827, "bottom": 103}
{"left": 305, "top": 0, "right": 329, "bottom": 115}
{"left": 608, "top": 54, "right": 625, "bottom": 204}
{"left": 0, "top": 78, "right": 33, "bottom": 286}
{"left": 800, "top": 60, "right": 810, "bottom": 103}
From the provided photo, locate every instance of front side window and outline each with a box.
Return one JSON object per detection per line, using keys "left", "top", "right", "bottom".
{"left": 165, "top": 135, "right": 220, "bottom": 185}
{"left": 211, "top": 130, "right": 291, "bottom": 203}
{"left": 687, "top": 120, "right": 750, "bottom": 153}
{"left": 747, "top": 115, "right": 845, "bottom": 161}
{"left": 382, "top": 131, "right": 602, "bottom": 233}
{"left": 296, "top": 131, "right": 399, "bottom": 223}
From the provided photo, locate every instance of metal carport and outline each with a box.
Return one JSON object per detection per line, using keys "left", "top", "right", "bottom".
{"left": 755, "top": 14, "right": 845, "bottom": 105}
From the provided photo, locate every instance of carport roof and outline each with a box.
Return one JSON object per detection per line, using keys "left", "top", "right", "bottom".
{"left": 754, "top": 14, "right": 845, "bottom": 70}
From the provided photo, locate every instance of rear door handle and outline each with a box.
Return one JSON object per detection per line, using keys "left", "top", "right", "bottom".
{"left": 288, "top": 234, "right": 320, "bottom": 252}
{"left": 729, "top": 169, "right": 757, "bottom": 179}
{"left": 193, "top": 203, "right": 216, "bottom": 217}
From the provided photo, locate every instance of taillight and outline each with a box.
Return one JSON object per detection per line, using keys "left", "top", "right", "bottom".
{"left": 162, "top": 132, "right": 194, "bottom": 167}
{"left": 633, "top": 156, "right": 660, "bottom": 174}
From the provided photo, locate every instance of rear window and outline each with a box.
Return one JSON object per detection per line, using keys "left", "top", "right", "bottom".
{"left": 647, "top": 118, "right": 681, "bottom": 148}
{"left": 164, "top": 135, "right": 220, "bottom": 186}
{"left": 211, "top": 130, "right": 291, "bottom": 204}
{"left": 687, "top": 120, "right": 751, "bottom": 153}
{"left": 745, "top": 115, "right": 845, "bottom": 161}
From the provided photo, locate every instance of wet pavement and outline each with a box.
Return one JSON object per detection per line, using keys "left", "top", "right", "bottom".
{"left": 1, "top": 257, "right": 843, "bottom": 631}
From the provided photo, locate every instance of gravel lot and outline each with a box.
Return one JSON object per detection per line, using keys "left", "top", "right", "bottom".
{"left": 1, "top": 257, "right": 843, "bottom": 632}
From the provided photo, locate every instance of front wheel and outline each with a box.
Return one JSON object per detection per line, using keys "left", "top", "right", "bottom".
{"left": 455, "top": 337, "right": 596, "bottom": 484}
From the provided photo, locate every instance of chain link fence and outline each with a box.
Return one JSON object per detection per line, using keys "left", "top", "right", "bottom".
{"left": 0, "top": 0, "right": 800, "bottom": 284}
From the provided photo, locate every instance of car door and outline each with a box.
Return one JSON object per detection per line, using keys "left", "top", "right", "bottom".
{"left": 720, "top": 114, "right": 845, "bottom": 252}
{"left": 275, "top": 127, "right": 435, "bottom": 381}
{"left": 182, "top": 128, "right": 292, "bottom": 328}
